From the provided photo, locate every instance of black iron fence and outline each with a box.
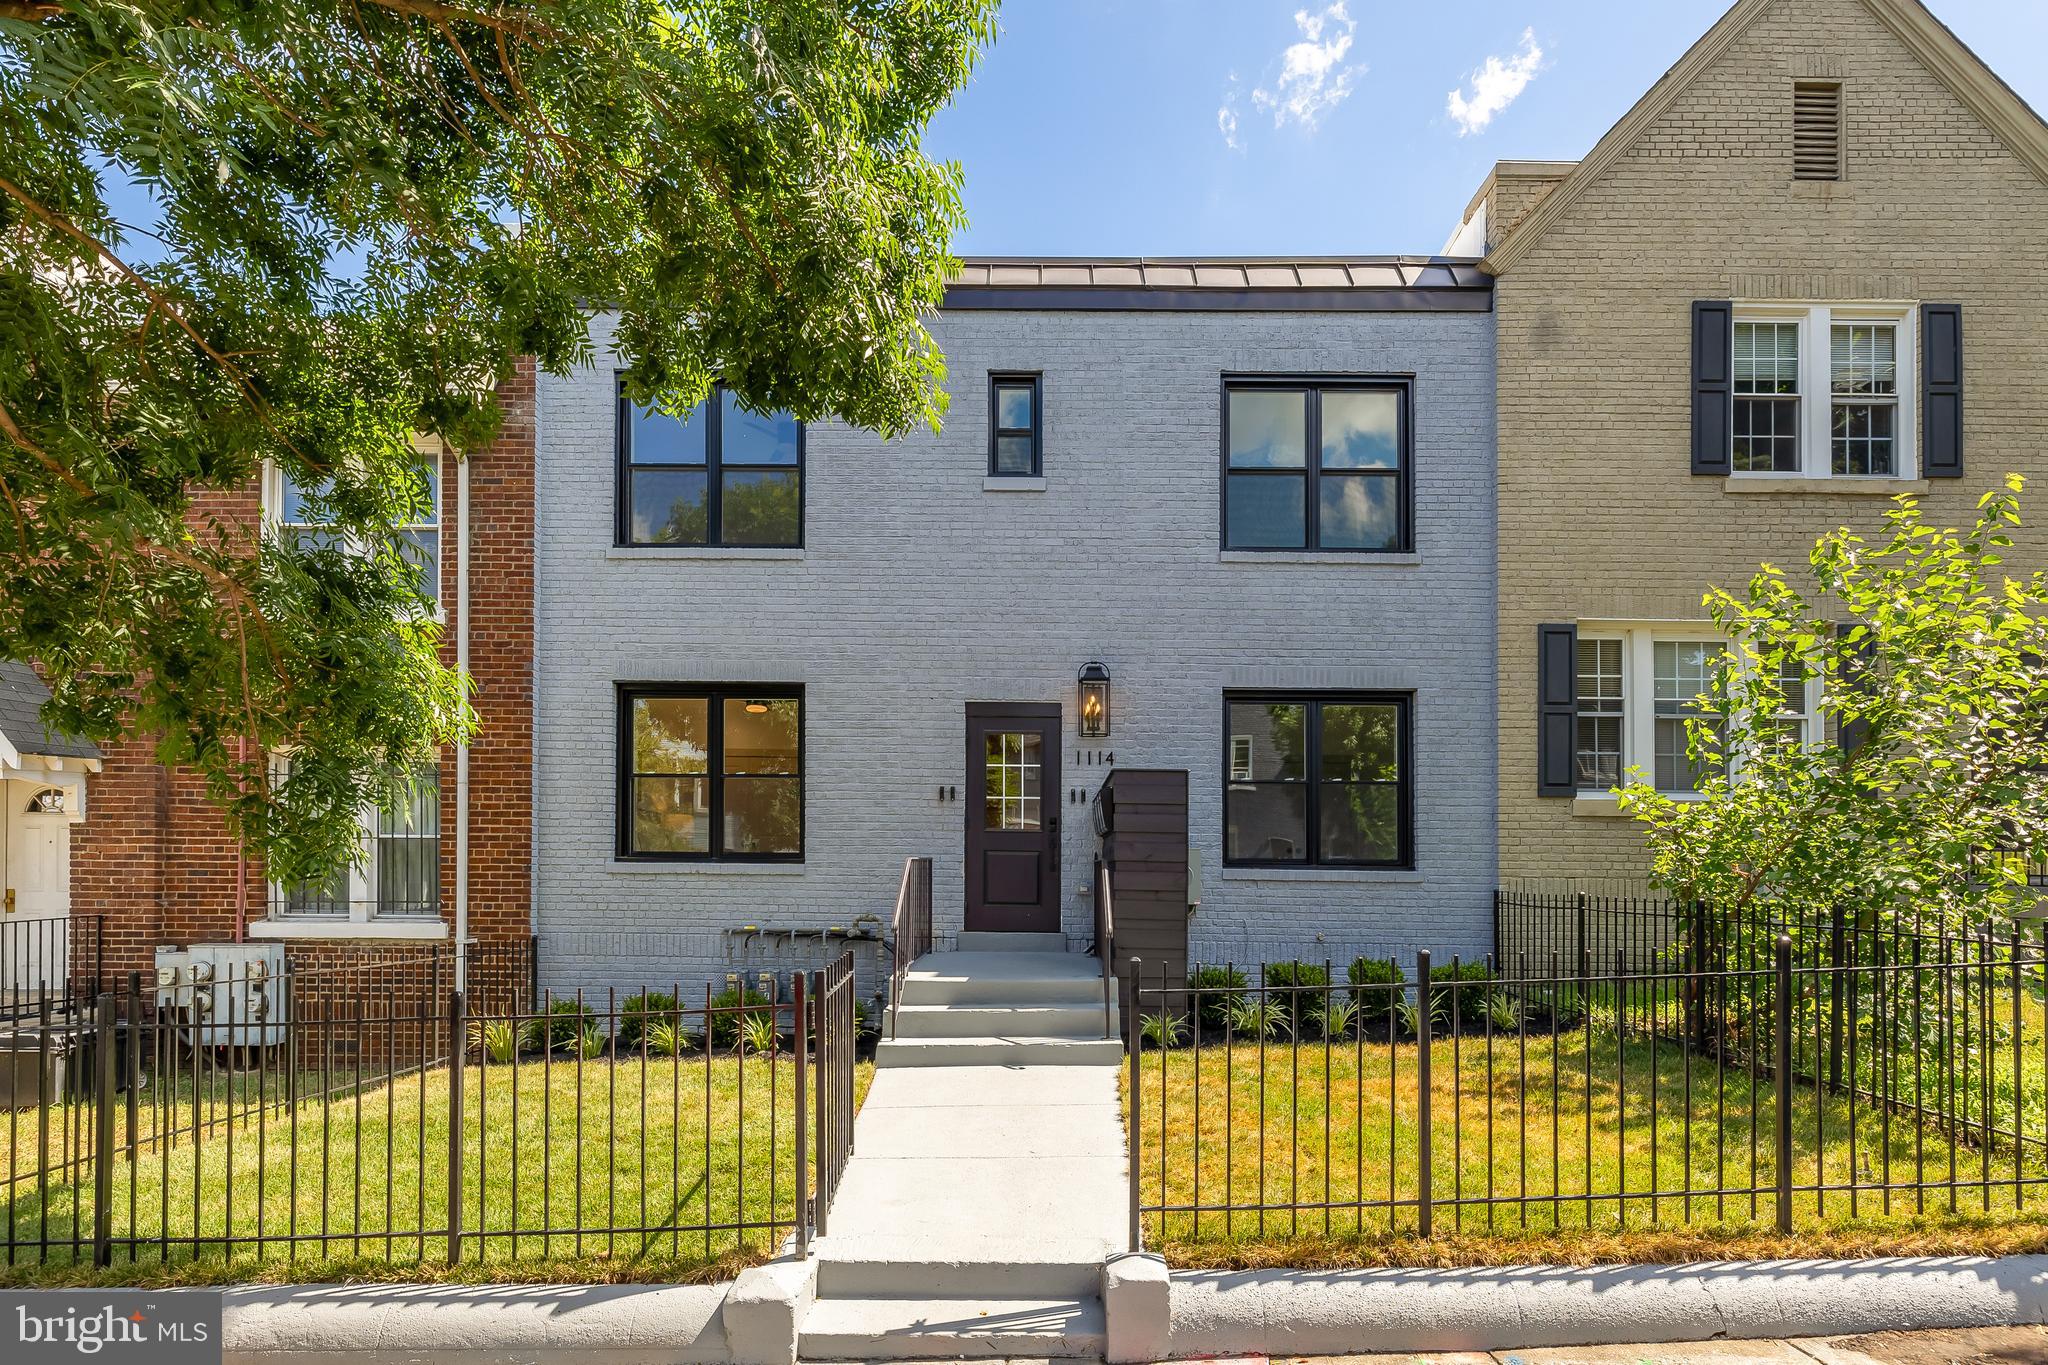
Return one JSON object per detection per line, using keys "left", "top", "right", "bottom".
{"left": 2, "top": 915, "right": 104, "bottom": 1024}
{"left": 3, "top": 947, "right": 860, "bottom": 1272}
{"left": 1127, "top": 927, "right": 2048, "bottom": 1249}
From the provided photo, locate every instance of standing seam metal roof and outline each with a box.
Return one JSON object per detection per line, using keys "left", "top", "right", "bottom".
{"left": 944, "top": 256, "right": 1491, "bottom": 311}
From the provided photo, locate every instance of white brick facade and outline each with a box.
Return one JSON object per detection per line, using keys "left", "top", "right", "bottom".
{"left": 532, "top": 306, "right": 1498, "bottom": 998}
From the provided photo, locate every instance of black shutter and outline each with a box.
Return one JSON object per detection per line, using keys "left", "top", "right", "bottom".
{"left": 1691, "top": 301, "right": 1734, "bottom": 476}
{"left": 1836, "top": 621, "right": 1873, "bottom": 756}
{"left": 1921, "top": 303, "right": 1964, "bottom": 479}
{"left": 1537, "top": 624, "right": 1578, "bottom": 796}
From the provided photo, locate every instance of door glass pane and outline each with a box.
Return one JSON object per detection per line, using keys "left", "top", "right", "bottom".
{"left": 720, "top": 392, "right": 801, "bottom": 465}
{"left": 1227, "top": 702, "right": 1307, "bottom": 780}
{"left": 630, "top": 400, "right": 708, "bottom": 464}
{"left": 1321, "top": 390, "right": 1400, "bottom": 468}
{"left": 719, "top": 469, "right": 800, "bottom": 545}
{"left": 1226, "top": 390, "right": 1307, "bottom": 468}
{"left": 1226, "top": 474, "right": 1306, "bottom": 548}
{"left": 983, "top": 731, "right": 1042, "bottom": 831}
{"left": 629, "top": 469, "right": 708, "bottom": 544}
{"left": 1318, "top": 473, "right": 1399, "bottom": 550}
{"left": 1225, "top": 784, "right": 1307, "bottom": 862}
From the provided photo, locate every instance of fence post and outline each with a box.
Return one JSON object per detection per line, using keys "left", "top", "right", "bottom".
{"left": 1415, "top": 949, "right": 1433, "bottom": 1239}
{"left": 93, "top": 991, "right": 116, "bottom": 1267}
{"left": 1576, "top": 893, "right": 1589, "bottom": 986}
{"left": 446, "top": 990, "right": 466, "bottom": 1264}
{"left": 1126, "top": 957, "right": 1142, "bottom": 1253}
{"left": 1774, "top": 936, "right": 1794, "bottom": 1235}
{"left": 1827, "top": 903, "right": 1847, "bottom": 1091}
{"left": 794, "top": 970, "right": 810, "bottom": 1257}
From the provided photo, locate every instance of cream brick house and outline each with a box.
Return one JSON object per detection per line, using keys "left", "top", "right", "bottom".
{"left": 1446, "top": 0, "right": 2048, "bottom": 883}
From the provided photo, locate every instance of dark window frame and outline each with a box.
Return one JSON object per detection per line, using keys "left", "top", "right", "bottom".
{"left": 614, "top": 378, "right": 806, "bottom": 548}
{"left": 987, "top": 372, "right": 1043, "bottom": 477}
{"left": 1219, "top": 374, "right": 1414, "bottom": 554}
{"left": 615, "top": 682, "right": 805, "bottom": 863}
{"left": 1221, "top": 689, "right": 1414, "bottom": 870}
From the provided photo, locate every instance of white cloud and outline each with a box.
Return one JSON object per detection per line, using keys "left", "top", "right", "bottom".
{"left": 1250, "top": 4, "right": 1365, "bottom": 134}
{"left": 1447, "top": 28, "right": 1543, "bottom": 136}
{"left": 1217, "top": 73, "right": 1243, "bottom": 151}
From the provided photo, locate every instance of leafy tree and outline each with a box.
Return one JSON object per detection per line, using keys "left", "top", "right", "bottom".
{"left": 0, "top": 0, "right": 994, "bottom": 884}
{"left": 1621, "top": 478, "right": 2048, "bottom": 937}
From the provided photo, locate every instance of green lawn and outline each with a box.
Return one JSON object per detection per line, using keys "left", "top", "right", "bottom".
{"left": 4, "top": 1053, "right": 874, "bottom": 1283}
{"left": 1127, "top": 1025, "right": 2048, "bottom": 1257}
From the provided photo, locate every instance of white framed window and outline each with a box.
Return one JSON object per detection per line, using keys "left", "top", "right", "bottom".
{"left": 269, "top": 758, "right": 441, "bottom": 922}
{"left": 1576, "top": 625, "right": 1824, "bottom": 798}
{"left": 1731, "top": 304, "right": 1916, "bottom": 479}
{"left": 263, "top": 439, "right": 442, "bottom": 607}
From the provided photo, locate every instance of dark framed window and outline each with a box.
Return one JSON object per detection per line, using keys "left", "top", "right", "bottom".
{"left": 1223, "top": 692, "right": 1412, "bottom": 868}
{"left": 1221, "top": 377, "right": 1410, "bottom": 552}
{"left": 617, "top": 684, "right": 803, "bottom": 861}
{"left": 988, "top": 373, "right": 1042, "bottom": 476}
{"left": 616, "top": 381, "right": 803, "bottom": 547}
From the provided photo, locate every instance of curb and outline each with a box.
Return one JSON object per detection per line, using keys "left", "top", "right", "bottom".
{"left": 1166, "top": 1254, "right": 2048, "bottom": 1357}
{"left": 222, "top": 1281, "right": 733, "bottom": 1362}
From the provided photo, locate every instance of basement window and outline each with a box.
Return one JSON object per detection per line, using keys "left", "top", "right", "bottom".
{"left": 1793, "top": 82, "right": 1843, "bottom": 181}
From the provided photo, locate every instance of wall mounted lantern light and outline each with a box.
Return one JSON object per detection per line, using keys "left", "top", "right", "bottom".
{"left": 1078, "top": 661, "right": 1111, "bottom": 739}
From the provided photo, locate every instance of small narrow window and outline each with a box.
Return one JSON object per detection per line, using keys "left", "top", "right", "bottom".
{"left": 1574, "top": 638, "right": 1625, "bottom": 792}
{"left": 1653, "top": 641, "right": 1729, "bottom": 793}
{"left": 1830, "top": 322, "right": 1898, "bottom": 476}
{"left": 1793, "top": 81, "right": 1842, "bottom": 181}
{"left": 988, "top": 374, "right": 1042, "bottom": 477}
{"left": 1733, "top": 322, "right": 1800, "bottom": 473}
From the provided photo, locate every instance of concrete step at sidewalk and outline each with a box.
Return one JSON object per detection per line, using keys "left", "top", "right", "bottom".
{"left": 873, "top": 1035, "right": 1124, "bottom": 1067}
{"left": 815, "top": 1251, "right": 1104, "bottom": 1299}
{"left": 891, "top": 1002, "right": 1116, "bottom": 1040}
{"left": 798, "top": 1294, "right": 1105, "bottom": 1360}
{"left": 898, "top": 973, "right": 1110, "bottom": 1008}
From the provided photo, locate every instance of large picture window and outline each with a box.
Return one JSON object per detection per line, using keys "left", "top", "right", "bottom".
{"left": 618, "top": 685, "right": 803, "bottom": 860}
{"left": 617, "top": 382, "right": 803, "bottom": 547}
{"left": 1223, "top": 693, "right": 1411, "bottom": 867}
{"left": 1222, "top": 379, "right": 1410, "bottom": 552}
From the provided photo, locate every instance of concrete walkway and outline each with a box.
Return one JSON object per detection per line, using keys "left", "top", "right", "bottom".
{"left": 801, "top": 1060, "right": 1127, "bottom": 1357}
{"left": 1259, "top": 1323, "right": 2048, "bottom": 1361}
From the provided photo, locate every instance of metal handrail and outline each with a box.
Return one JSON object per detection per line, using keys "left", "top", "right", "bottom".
{"left": 1095, "top": 857, "right": 1116, "bottom": 1039}
{"left": 887, "top": 856, "right": 932, "bottom": 1040}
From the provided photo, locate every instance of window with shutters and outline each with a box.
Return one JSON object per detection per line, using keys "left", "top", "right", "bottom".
{"left": 1729, "top": 304, "right": 1916, "bottom": 480}
{"left": 1793, "top": 82, "right": 1843, "bottom": 181}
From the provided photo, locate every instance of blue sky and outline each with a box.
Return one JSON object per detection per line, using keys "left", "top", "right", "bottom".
{"left": 924, "top": 0, "right": 2048, "bottom": 257}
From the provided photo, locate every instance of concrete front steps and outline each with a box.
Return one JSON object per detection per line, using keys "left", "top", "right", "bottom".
{"left": 800, "top": 1293, "right": 1105, "bottom": 1360}
{"left": 874, "top": 947, "right": 1121, "bottom": 1068}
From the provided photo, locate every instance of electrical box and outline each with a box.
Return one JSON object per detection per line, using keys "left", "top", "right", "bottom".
{"left": 154, "top": 942, "right": 289, "bottom": 1049}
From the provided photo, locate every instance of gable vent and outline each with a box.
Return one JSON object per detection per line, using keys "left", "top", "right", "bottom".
{"left": 1793, "top": 81, "right": 1843, "bottom": 180}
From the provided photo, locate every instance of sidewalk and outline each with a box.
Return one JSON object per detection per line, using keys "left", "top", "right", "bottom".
{"left": 1263, "top": 1323, "right": 2048, "bottom": 1363}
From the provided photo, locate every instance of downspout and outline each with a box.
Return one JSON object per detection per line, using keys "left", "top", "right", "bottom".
{"left": 455, "top": 449, "right": 471, "bottom": 994}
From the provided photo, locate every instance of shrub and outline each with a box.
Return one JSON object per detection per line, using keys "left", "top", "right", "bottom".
{"left": 574, "top": 1022, "right": 609, "bottom": 1059}
{"left": 1482, "top": 991, "right": 1522, "bottom": 1033}
{"left": 644, "top": 1020, "right": 691, "bottom": 1057}
{"left": 1188, "top": 964, "right": 1248, "bottom": 1030}
{"left": 1427, "top": 960, "right": 1494, "bottom": 1024}
{"left": 853, "top": 999, "right": 876, "bottom": 1038}
{"left": 617, "top": 991, "right": 680, "bottom": 1051}
{"left": 1312, "top": 994, "right": 1360, "bottom": 1041}
{"left": 1394, "top": 995, "right": 1425, "bottom": 1040}
{"left": 708, "top": 986, "right": 777, "bottom": 1049}
{"left": 470, "top": 1018, "right": 530, "bottom": 1064}
{"left": 543, "top": 999, "right": 596, "bottom": 1052}
{"left": 1139, "top": 1012, "right": 1187, "bottom": 1050}
{"left": 1227, "top": 995, "right": 1290, "bottom": 1041}
{"left": 735, "top": 1012, "right": 781, "bottom": 1056}
{"left": 1262, "top": 960, "right": 1330, "bottom": 990}
{"left": 1348, "top": 957, "right": 1405, "bottom": 1028}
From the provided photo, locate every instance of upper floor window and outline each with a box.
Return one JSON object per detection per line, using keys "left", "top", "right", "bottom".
{"left": 1224, "top": 692, "right": 1411, "bottom": 867}
{"left": 1732, "top": 306, "right": 1914, "bottom": 479}
{"left": 619, "top": 685, "right": 803, "bottom": 861}
{"left": 1223, "top": 380, "right": 1410, "bottom": 552}
{"left": 269, "top": 445, "right": 440, "bottom": 604}
{"left": 989, "top": 374, "right": 1042, "bottom": 477}
{"left": 617, "top": 383, "right": 803, "bottom": 547}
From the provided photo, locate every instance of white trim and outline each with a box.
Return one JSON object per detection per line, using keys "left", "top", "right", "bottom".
{"left": 248, "top": 918, "right": 448, "bottom": 941}
{"left": 1728, "top": 301, "right": 1917, "bottom": 482}
{"left": 982, "top": 475, "right": 1047, "bottom": 492}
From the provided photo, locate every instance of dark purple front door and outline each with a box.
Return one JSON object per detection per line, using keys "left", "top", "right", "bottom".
{"left": 964, "top": 703, "right": 1061, "bottom": 933}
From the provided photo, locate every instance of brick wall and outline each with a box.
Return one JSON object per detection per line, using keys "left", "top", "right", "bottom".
{"left": 533, "top": 306, "right": 1500, "bottom": 997}
{"left": 67, "top": 374, "right": 535, "bottom": 982}
{"left": 1492, "top": 0, "right": 2048, "bottom": 881}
